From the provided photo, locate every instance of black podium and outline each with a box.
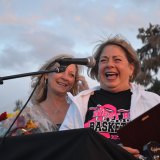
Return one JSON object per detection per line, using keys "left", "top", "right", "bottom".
{"left": 0, "top": 128, "right": 137, "bottom": 160}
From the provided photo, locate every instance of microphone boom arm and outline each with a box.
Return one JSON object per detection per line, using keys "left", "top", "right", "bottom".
{"left": 0, "top": 66, "right": 66, "bottom": 85}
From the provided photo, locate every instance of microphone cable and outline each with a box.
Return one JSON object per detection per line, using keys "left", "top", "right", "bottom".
{"left": 0, "top": 74, "right": 42, "bottom": 145}
{"left": 0, "top": 65, "right": 67, "bottom": 145}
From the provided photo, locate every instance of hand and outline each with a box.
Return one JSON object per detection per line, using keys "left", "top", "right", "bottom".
{"left": 77, "top": 75, "right": 89, "bottom": 92}
{"left": 122, "top": 146, "right": 140, "bottom": 158}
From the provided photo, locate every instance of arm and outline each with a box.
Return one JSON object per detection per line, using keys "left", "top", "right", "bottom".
{"left": 122, "top": 146, "right": 140, "bottom": 158}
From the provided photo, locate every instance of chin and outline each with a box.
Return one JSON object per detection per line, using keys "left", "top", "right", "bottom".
{"left": 106, "top": 82, "right": 117, "bottom": 88}
{"left": 104, "top": 83, "right": 119, "bottom": 91}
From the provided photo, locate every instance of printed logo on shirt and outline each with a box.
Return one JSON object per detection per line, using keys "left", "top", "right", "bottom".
{"left": 84, "top": 104, "right": 130, "bottom": 141}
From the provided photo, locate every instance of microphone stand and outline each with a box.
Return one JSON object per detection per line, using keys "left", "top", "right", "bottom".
{"left": 0, "top": 65, "right": 67, "bottom": 144}
{"left": 0, "top": 66, "right": 66, "bottom": 85}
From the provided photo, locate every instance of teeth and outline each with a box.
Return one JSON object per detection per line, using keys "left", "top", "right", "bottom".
{"left": 58, "top": 82, "right": 67, "bottom": 86}
{"left": 105, "top": 72, "right": 118, "bottom": 77}
{"left": 105, "top": 73, "right": 114, "bottom": 76}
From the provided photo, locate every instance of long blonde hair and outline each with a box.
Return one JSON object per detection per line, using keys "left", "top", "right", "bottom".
{"left": 31, "top": 54, "right": 81, "bottom": 105}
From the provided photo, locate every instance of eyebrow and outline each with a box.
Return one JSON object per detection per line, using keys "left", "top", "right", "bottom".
{"left": 100, "top": 55, "right": 123, "bottom": 59}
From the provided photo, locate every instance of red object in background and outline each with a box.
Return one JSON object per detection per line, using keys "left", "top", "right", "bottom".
{"left": 0, "top": 112, "right": 7, "bottom": 122}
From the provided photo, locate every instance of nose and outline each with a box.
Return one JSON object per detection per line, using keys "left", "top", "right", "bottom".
{"left": 61, "top": 71, "right": 70, "bottom": 81}
{"left": 106, "top": 59, "right": 114, "bottom": 68}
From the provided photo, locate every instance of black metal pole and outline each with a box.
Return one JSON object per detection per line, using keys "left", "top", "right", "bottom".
{"left": 0, "top": 66, "right": 66, "bottom": 85}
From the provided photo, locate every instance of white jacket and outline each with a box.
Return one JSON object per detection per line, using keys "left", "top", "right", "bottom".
{"left": 60, "top": 83, "right": 160, "bottom": 130}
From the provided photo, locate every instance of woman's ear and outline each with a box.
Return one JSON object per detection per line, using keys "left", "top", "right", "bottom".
{"left": 129, "top": 63, "right": 134, "bottom": 81}
{"left": 44, "top": 74, "right": 48, "bottom": 80}
{"left": 129, "top": 63, "right": 134, "bottom": 76}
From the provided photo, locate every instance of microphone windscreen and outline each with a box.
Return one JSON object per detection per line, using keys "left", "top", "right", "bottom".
{"left": 87, "top": 57, "right": 96, "bottom": 68}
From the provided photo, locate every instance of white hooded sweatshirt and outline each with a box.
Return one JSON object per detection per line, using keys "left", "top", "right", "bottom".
{"left": 60, "top": 83, "right": 160, "bottom": 130}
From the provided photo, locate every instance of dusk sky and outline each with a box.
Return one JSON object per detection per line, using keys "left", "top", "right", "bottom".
{"left": 0, "top": 0, "right": 160, "bottom": 112}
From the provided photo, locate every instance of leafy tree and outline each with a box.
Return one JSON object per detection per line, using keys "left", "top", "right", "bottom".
{"left": 13, "top": 100, "right": 23, "bottom": 111}
{"left": 135, "top": 23, "right": 160, "bottom": 95}
{"left": 148, "top": 78, "right": 160, "bottom": 95}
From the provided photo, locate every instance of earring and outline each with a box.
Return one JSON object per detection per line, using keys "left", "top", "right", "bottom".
{"left": 129, "top": 75, "right": 133, "bottom": 82}
{"left": 45, "top": 78, "right": 48, "bottom": 85}
{"left": 44, "top": 78, "right": 48, "bottom": 92}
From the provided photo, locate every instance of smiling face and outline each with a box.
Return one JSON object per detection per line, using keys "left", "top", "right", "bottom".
{"left": 46, "top": 64, "right": 77, "bottom": 96}
{"left": 98, "top": 45, "right": 134, "bottom": 93}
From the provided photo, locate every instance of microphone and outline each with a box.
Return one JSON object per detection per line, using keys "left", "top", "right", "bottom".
{"left": 55, "top": 56, "right": 96, "bottom": 68}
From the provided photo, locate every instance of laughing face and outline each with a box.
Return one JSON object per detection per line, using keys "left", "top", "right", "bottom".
{"left": 98, "top": 45, "right": 134, "bottom": 93}
{"left": 46, "top": 64, "right": 77, "bottom": 96}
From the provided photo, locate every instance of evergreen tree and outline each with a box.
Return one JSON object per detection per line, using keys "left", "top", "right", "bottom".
{"left": 135, "top": 23, "right": 160, "bottom": 95}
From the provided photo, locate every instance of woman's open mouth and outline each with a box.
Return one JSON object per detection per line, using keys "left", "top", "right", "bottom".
{"left": 105, "top": 72, "right": 118, "bottom": 80}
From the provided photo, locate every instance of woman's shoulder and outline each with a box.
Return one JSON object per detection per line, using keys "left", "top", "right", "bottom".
{"left": 131, "top": 83, "right": 160, "bottom": 103}
{"left": 75, "top": 86, "right": 100, "bottom": 97}
{"left": 142, "top": 90, "right": 160, "bottom": 101}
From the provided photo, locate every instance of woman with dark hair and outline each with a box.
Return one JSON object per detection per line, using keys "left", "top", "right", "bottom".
{"left": 60, "top": 36, "right": 160, "bottom": 158}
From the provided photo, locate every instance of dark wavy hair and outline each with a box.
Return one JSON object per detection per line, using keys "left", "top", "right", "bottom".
{"left": 88, "top": 35, "right": 141, "bottom": 82}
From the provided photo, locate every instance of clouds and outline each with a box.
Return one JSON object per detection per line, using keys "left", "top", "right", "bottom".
{"left": 0, "top": 0, "right": 160, "bottom": 112}
{"left": 0, "top": 24, "right": 76, "bottom": 71}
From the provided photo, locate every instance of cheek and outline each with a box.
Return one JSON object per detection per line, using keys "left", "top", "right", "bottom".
{"left": 48, "top": 74, "right": 55, "bottom": 82}
{"left": 119, "top": 66, "right": 131, "bottom": 78}
{"left": 123, "top": 63, "right": 133, "bottom": 73}
{"left": 98, "top": 63, "right": 104, "bottom": 72}
{"left": 48, "top": 74, "right": 59, "bottom": 85}
{"left": 49, "top": 72, "right": 57, "bottom": 78}
{"left": 50, "top": 75, "right": 57, "bottom": 83}
{"left": 98, "top": 63, "right": 106, "bottom": 75}
{"left": 118, "top": 64, "right": 129, "bottom": 72}
{"left": 98, "top": 66, "right": 105, "bottom": 81}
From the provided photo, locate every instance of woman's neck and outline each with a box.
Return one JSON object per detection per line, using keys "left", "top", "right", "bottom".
{"left": 39, "top": 92, "right": 69, "bottom": 125}
{"left": 41, "top": 92, "right": 68, "bottom": 110}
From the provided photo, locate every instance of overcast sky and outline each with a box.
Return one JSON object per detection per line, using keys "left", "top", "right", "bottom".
{"left": 0, "top": 0, "right": 160, "bottom": 113}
